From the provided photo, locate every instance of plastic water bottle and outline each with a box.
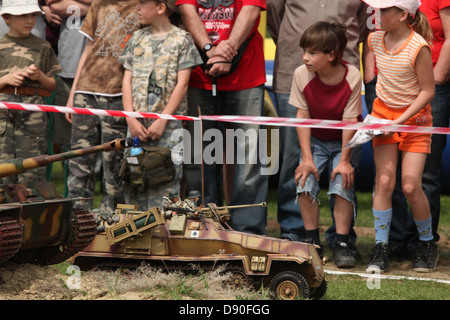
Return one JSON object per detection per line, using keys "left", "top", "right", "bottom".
{"left": 130, "top": 137, "right": 143, "bottom": 156}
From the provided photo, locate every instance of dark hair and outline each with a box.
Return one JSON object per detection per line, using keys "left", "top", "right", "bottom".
{"left": 300, "top": 21, "right": 348, "bottom": 66}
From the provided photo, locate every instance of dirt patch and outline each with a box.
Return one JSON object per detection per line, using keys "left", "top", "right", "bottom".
{"left": 0, "top": 262, "right": 264, "bottom": 300}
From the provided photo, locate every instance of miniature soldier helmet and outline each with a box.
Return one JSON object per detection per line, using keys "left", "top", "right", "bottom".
{"left": 168, "top": 189, "right": 180, "bottom": 199}
{"left": 188, "top": 190, "right": 201, "bottom": 199}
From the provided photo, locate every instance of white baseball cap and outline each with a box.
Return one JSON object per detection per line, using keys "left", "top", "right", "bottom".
{"left": 362, "top": 0, "right": 421, "bottom": 15}
{"left": 0, "top": 0, "right": 45, "bottom": 16}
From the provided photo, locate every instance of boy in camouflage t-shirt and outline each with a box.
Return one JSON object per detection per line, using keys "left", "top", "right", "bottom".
{"left": 66, "top": 0, "right": 140, "bottom": 212}
{"left": 0, "top": 1, "right": 61, "bottom": 184}
{"left": 119, "top": 0, "right": 202, "bottom": 210}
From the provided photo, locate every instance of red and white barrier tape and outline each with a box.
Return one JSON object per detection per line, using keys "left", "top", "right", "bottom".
{"left": 0, "top": 101, "right": 200, "bottom": 122}
{"left": 1, "top": 101, "right": 450, "bottom": 135}
{"left": 200, "top": 115, "right": 450, "bottom": 134}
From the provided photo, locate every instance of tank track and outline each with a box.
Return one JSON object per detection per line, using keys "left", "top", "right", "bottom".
{"left": 0, "top": 216, "right": 24, "bottom": 265}
{"left": 37, "top": 208, "right": 97, "bottom": 266}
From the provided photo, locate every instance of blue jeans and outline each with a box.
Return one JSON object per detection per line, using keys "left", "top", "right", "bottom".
{"left": 274, "top": 93, "right": 304, "bottom": 241}
{"left": 274, "top": 93, "right": 358, "bottom": 244}
{"left": 296, "top": 137, "right": 361, "bottom": 207}
{"left": 421, "top": 82, "right": 450, "bottom": 243}
{"left": 183, "top": 85, "right": 268, "bottom": 235}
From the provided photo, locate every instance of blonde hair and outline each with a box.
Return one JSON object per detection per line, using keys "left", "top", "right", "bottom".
{"left": 396, "top": 7, "right": 433, "bottom": 44}
{"left": 409, "top": 10, "right": 433, "bottom": 44}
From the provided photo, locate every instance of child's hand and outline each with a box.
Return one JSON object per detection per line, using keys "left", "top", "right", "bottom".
{"left": 127, "top": 118, "right": 149, "bottom": 142}
{"left": 331, "top": 161, "right": 354, "bottom": 190}
{"left": 25, "top": 64, "right": 42, "bottom": 81}
{"left": 3, "top": 70, "right": 28, "bottom": 87}
{"left": 379, "top": 120, "right": 399, "bottom": 137}
{"left": 295, "top": 160, "right": 319, "bottom": 188}
{"left": 146, "top": 119, "right": 168, "bottom": 141}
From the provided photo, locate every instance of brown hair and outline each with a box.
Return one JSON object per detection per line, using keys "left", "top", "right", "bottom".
{"left": 300, "top": 21, "right": 348, "bottom": 66}
{"left": 142, "top": 0, "right": 174, "bottom": 15}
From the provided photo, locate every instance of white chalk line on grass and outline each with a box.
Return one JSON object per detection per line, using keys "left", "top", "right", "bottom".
{"left": 324, "top": 269, "right": 450, "bottom": 285}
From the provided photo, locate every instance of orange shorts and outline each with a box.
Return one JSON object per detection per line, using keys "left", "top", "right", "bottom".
{"left": 371, "top": 98, "right": 432, "bottom": 154}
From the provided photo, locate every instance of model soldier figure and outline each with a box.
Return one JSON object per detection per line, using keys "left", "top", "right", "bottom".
{"left": 161, "top": 189, "right": 183, "bottom": 218}
{"left": 185, "top": 190, "right": 200, "bottom": 209}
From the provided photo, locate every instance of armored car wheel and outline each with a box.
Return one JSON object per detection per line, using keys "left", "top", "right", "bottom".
{"left": 226, "top": 270, "right": 248, "bottom": 289}
{"left": 269, "top": 271, "right": 310, "bottom": 300}
{"left": 309, "top": 280, "right": 327, "bottom": 300}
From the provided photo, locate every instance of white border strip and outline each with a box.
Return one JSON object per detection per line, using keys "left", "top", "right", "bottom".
{"left": 325, "top": 268, "right": 450, "bottom": 285}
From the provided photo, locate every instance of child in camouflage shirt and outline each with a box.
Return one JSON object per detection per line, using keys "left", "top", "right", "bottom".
{"left": 65, "top": 0, "right": 140, "bottom": 212}
{"left": 119, "top": 0, "right": 202, "bottom": 209}
{"left": 0, "top": 0, "right": 61, "bottom": 184}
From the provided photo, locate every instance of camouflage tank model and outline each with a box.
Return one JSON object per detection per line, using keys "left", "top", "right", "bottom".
{"left": 71, "top": 201, "right": 328, "bottom": 300}
{"left": 0, "top": 138, "right": 132, "bottom": 266}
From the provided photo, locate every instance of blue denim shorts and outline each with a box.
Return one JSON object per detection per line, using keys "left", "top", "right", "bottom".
{"left": 296, "top": 136, "right": 362, "bottom": 204}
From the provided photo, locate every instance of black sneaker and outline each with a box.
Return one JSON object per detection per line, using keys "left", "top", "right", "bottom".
{"left": 366, "top": 243, "right": 389, "bottom": 273}
{"left": 304, "top": 237, "right": 323, "bottom": 259}
{"left": 332, "top": 241, "right": 359, "bottom": 268}
{"left": 413, "top": 240, "right": 439, "bottom": 272}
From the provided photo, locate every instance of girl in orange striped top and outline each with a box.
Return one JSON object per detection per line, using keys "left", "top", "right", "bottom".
{"left": 363, "top": 0, "right": 438, "bottom": 273}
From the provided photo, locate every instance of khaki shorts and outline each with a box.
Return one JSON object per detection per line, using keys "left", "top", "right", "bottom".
{"left": 371, "top": 98, "right": 432, "bottom": 154}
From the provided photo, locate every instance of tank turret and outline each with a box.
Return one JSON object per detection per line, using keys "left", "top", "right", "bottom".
{"left": 0, "top": 138, "right": 132, "bottom": 266}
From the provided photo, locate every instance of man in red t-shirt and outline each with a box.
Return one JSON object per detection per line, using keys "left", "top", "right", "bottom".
{"left": 176, "top": 0, "right": 268, "bottom": 235}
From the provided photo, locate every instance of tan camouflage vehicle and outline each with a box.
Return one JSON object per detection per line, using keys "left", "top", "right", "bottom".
{"left": 71, "top": 201, "right": 328, "bottom": 300}
{"left": 0, "top": 138, "right": 131, "bottom": 266}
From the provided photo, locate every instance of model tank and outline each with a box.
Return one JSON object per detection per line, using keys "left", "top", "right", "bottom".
{"left": 0, "top": 138, "right": 132, "bottom": 266}
{"left": 71, "top": 200, "right": 328, "bottom": 300}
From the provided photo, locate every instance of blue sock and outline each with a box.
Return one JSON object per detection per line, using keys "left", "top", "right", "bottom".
{"left": 414, "top": 215, "right": 433, "bottom": 242}
{"left": 373, "top": 208, "right": 392, "bottom": 245}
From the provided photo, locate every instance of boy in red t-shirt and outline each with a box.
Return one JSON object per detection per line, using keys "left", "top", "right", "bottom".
{"left": 290, "top": 22, "right": 363, "bottom": 268}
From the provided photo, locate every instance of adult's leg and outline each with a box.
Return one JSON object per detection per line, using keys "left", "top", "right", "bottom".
{"left": 226, "top": 85, "right": 268, "bottom": 235}
{"left": 274, "top": 93, "right": 305, "bottom": 241}
{"left": 420, "top": 82, "right": 450, "bottom": 243}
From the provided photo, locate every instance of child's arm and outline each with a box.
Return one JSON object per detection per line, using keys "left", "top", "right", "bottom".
{"left": 65, "top": 38, "right": 92, "bottom": 123}
{"left": 146, "top": 68, "right": 192, "bottom": 141}
{"left": 26, "top": 64, "right": 56, "bottom": 92}
{"left": 122, "top": 69, "right": 148, "bottom": 142}
{"left": 389, "top": 46, "right": 435, "bottom": 126}
{"left": 331, "top": 116, "right": 358, "bottom": 190}
{"left": 294, "top": 108, "right": 319, "bottom": 188}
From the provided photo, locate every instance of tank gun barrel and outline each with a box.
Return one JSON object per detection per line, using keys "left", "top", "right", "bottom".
{"left": 200, "top": 202, "right": 267, "bottom": 212}
{"left": 0, "top": 138, "right": 133, "bottom": 178}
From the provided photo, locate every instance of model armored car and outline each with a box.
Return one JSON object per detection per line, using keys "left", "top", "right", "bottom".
{"left": 71, "top": 200, "right": 327, "bottom": 300}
